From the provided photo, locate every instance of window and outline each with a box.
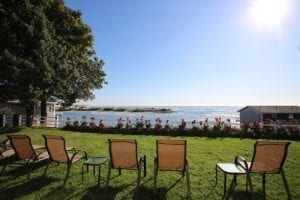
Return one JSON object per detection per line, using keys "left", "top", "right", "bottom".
{"left": 48, "top": 106, "right": 53, "bottom": 112}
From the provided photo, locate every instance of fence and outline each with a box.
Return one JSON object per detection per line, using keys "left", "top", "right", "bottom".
{"left": 1, "top": 114, "right": 299, "bottom": 131}
{"left": 33, "top": 116, "right": 62, "bottom": 127}
{"left": 0, "top": 114, "right": 61, "bottom": 128}
{"left": 0, "top": 114, "right": 26, "bottom": 127}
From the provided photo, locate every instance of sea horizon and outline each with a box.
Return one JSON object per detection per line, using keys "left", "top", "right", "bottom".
{"left": 58, "top": 106, "right": 242, "bottom": 128}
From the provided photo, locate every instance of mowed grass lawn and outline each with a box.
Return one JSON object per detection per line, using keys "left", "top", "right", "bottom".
{"left": 0, "top": 128, "right": 299, "bottom": 200}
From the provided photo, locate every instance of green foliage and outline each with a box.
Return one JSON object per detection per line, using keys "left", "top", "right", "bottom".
{"left": 0, "top": 0, "right": 106, "bottom": 119}
{"left": 0, "top": 128, "right": 299, "bottom": 199}
{"left": 62, "top": 120, "right": 300, "bottom": 140}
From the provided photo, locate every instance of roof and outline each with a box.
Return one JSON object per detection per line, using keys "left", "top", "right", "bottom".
{"left": 237, "top": 106, "right": 300, "bottom": 113}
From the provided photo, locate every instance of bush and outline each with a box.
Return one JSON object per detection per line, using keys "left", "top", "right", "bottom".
{"left": 62, "top": 119, "right": 300, "bottom": 140}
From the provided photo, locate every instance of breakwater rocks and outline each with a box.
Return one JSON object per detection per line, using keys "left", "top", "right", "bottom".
{"left": 68, "top": 107, "right": 174, "bottom": 113}
{"left": 99, "top": 107, "right": 174, "bottom": 113}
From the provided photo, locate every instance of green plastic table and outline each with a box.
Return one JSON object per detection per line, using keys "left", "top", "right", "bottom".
{"left": 82, "top": 156, "right": 109, "bottom": 187}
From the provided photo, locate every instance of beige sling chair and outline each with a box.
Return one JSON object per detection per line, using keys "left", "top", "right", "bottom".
{"left": 216, "top": 141, "right": 291, "bottom": 200}
{"left": 105, "top": 139, "right": 146, "bottom": 192}
{"left": 154, "top": 139, "right": 191, "bottom": 197}
{"left": 5, "top": 135, "right": 49, "bottom": 179}
{"left": 42, "top": 135, "right": 87, "bottom": 186}
{"left": 0, "top": 138, "right": 15, "bottom": 174}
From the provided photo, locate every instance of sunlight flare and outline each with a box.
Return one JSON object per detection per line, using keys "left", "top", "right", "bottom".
{"left": 248, "top": 0, "right": 291, "bottom": 30}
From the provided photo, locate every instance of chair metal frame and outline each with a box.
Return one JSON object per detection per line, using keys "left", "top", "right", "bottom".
{"left": 0, "top": 138, "right": 9, "bottom": 151}
{"left": 5, "top": 135, "right": 49, "bottom": 179}
{"left": 247, "top": 141, "right": 292, "bottom": 200}
{"left": 42, "top": 135, "right": 87, "bottom": 186}
{"left": 0, "top": 138, "right": 15, "bottom": 175}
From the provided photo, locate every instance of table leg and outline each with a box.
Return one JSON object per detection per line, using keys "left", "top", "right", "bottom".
{"left": 98, "top": 165, "right": 101, "bottom": 187}
{"left": 223, "top": 172, "right": 227, "bottom": 199}
{"left": 216, "top": 165, "right": 218, "bottom": 185}
{"left": 82, "top": 164, "right": 84, "bottom": 184}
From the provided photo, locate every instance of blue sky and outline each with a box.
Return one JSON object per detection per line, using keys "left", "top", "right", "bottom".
{"left": 65, "top": 0, "right": 300, "bottom": 106}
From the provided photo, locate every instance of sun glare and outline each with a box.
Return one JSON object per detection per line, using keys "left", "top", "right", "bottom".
{"left": 249, "top": 0, "right": 290, "bottom": 30}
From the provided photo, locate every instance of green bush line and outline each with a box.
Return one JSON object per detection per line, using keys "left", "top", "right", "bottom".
{"left": 62, "top": 125, "right": 300, "bottom": 140}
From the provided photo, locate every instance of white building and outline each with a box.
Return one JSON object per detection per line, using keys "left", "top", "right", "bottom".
{"left": 238, "top": 106, "right": 300, "bottom": 124}
{"left": 0, "top": 97, "right": 63, "bottom": 127}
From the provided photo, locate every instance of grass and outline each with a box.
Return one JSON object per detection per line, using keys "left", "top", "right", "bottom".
{"left": 0, "top": 127, "right": 299, "bottom": 200}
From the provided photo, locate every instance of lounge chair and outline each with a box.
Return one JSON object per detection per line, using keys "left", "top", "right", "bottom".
{"left": 42, "top": 135, "right": 87, "bottom": 186}
{"left": 105, "top": 139, "right": 146, "bottom": 192}
{"left": 0, "top": 138, "right": 14, "bottom": 159}
{"left": 0, "top": 138, "right": 9, "bottom": 150}
{"left": 154, "top": 139, "right": 191, "bottom": 197}
{"left": 0, "top": 138, "right": 15, "bottom": 175}
{"left": 216, "top": 141, "right": 291, "bottom": 200}
{"left": 6, "top": 135, "right": 49, "bottom": 179}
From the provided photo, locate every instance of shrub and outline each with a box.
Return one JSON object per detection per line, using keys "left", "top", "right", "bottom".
{"left": 62, "top": 117, "right": 300, "bottom": 140}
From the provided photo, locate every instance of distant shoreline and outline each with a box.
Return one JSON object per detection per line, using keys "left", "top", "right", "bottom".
{"left": 62, "top": 107, "right": 175, "bottom": 113}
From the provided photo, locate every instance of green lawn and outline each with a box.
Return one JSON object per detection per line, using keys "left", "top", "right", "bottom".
{"left": 0, "top": 128, "right": 299, "bottom": 200}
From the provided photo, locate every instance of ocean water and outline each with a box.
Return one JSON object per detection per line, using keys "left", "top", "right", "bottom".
{"left": 57, "top": 106, "right": 241, "bottom": 128}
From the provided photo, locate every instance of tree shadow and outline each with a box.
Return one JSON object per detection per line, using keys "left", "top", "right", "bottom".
{"left": 0, "top": 176, "right": 57, "bottom": 200}
{"left": 82, "top": 176, "right": 153, "bottom": 200}
{"left": 41, "top": 185, "right": 78, "bottom": 200}
{"left": 153, "top": 177, "right": 190, "bottom": 200}
{"left": 214, "top": 176, "right": 266, "bottom": 200}
{"left": 105, "top": 178, "right": 138, "bottom": 193}
{"left": 81, "top": 186, "right": 120, "bottom": 200}
{"left": 0, "top": 127, "right": 23, "bottom": 135}
{"left": 133, "top": 185, "right": 153, "bottom": 200}
{"left": 1, "top": 159, "right": 48, "bottom": 178}
{"left": 230, "top": 190, "right": 265, "bottom": 200}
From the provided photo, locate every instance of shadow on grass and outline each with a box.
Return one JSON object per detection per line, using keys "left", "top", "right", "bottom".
{"left": 81, "top": 177, "right": 154, "bottom": 200}
{"left": 82, "top": 186, "right": 119, "bottom": 200}
{"left": 229, "top": 190, "right": 265, "bottom": 200}
{"left": 82, "top": 184, "right": 154, "bottom": 200}
{"left": 133, "top": 185, "right": 153, "bottom": 200}
{"left": 153, "top": 177, "right": 191, "bottom": 200}
{"left": 0, "top": 127, "right": 23, "bottom": 135}
{"left": 1, "top": 159, "right": 48, "bottom": 178}
{"left": 0, "top": 176, "right": 57, "bottom": 200}
{"left": 41, "top": 185, "right": 79, "bottom": 200}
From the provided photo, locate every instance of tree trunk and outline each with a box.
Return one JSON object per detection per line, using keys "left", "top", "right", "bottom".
{"left": 40, "top": 98, "right": 47, "bottom": 126}
{"left": 25, "top": 104, "right": 35, "bottom": 127}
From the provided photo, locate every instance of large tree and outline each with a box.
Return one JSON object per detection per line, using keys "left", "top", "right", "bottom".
{"left": 0, "top": 0, "right": 106, "bottom": 126}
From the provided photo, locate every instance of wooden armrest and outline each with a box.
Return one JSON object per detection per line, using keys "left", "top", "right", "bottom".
{"left": 32, "top": 145, "right": 45, "bottom": 150}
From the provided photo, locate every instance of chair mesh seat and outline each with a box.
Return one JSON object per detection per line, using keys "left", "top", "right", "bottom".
{"left": 43, "top": 135, "right": 86, "bottom": 186}
{"left": 4, "top": 135, "right": 49, "bottom": 180}
{"left": 154, "top": 139, "right": 190, "bottom": 197}
{"left": 105, "top": 139, "right": 146, "bottom": 192}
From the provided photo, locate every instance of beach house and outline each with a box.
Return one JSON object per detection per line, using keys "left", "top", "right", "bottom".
{"left": 238, "top": 106, "right": 300, "bottom": 124}
{"left": 0, "top": 97, "right": 62, "bottom": 127}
